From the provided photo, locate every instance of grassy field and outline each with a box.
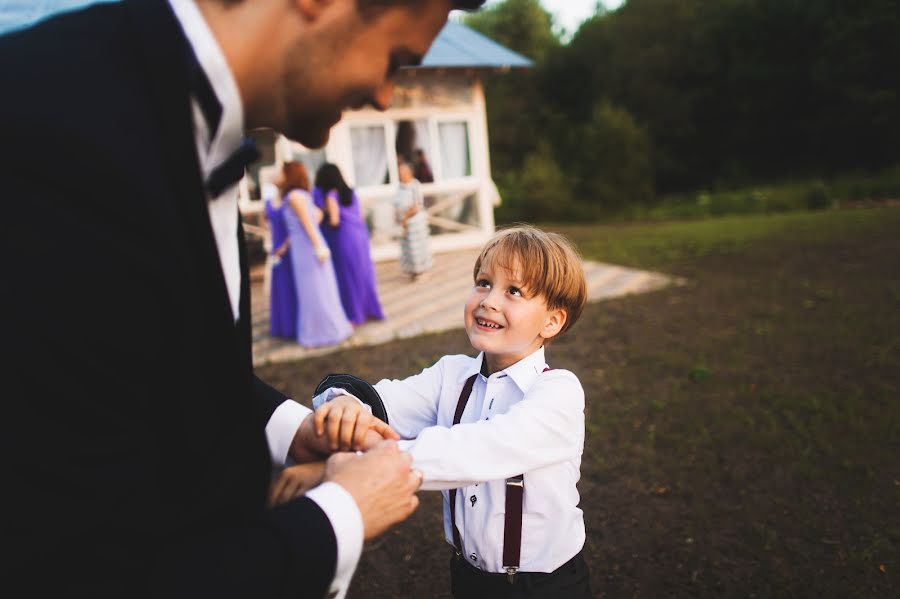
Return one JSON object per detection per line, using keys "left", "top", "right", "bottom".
{"left": 601, "top": 166, "right": 900, "bottom": 222}
{"left": 258, "top": 207, "right": 899, "bottom": 598}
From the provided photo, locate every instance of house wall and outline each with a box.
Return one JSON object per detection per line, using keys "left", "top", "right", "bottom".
{"left": 243, "top": 70, "right": 499, "bottom": 261}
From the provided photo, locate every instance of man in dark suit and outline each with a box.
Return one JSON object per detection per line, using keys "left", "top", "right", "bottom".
{"left": 0, "top": 0, "right": 484, "bottom": 597}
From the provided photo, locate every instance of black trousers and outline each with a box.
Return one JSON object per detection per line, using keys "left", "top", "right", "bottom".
{"left": 450, "top": 550, "right": 592, "bottom": 599}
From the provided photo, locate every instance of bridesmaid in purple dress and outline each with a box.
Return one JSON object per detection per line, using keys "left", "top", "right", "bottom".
{"left": 276, "top": 162, "right": 352, "bottom": 347}
{"left": 263, "top": 184, "right": 297, "bottom": 339}
{"left": 313, "top": 163, "right": 385, "bottom": 325}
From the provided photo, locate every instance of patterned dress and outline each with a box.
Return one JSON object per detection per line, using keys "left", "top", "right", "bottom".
{"left": 393, "top": 179, "right": 433, "bottom": 276}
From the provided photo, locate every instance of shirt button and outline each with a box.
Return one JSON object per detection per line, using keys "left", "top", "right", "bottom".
{"left": 470, "top": 553, "right": 477, "bottom": 562}
{"left": 469, "top": 495, "right": 477, "bottom": 507}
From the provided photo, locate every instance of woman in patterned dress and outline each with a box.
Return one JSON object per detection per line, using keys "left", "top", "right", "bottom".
{"left": 393, "top": 161, "right": 433, "bottom": 280}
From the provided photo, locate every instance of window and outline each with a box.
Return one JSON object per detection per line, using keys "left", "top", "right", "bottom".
{"left": 347, "top": 117, "right": 474, "bottom": 190}
{"left": 395, "top": 119, "right": 434, "bottom": 183}
{"left": 438, "top": 121, "right": 471, "bottom": 179}
{"left": 350, "top": 125, "right": 390, "bottom": 187}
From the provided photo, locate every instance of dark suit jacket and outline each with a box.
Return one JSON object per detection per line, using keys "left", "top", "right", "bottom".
{"left": 0, "top": 1, "right": 338, "bottom": 596}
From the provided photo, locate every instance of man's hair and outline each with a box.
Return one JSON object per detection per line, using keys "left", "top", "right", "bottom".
{"left": 216, "top": 0, "right": 486, "bottom": 11}
{"left": 473, "top": 225, "right": 587, "bottom": 339}
{"left": 358, "top": 0, "right": 486, "bottom": 12}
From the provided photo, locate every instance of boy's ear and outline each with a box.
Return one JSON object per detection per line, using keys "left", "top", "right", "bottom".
{"left": 540, "top": 308, "right": 567, "bottom": 340}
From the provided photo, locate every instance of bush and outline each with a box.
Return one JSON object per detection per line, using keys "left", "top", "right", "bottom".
{"left": 805, "top": 180, "right": 833, "bottom": 211}
{"left": 494, "top": 142, "right": 573, "bottom": 223}
{"left": 568, "top": 102, "right": 655, "bottom": 215}
{"left": 829, "top": 165, "right": 900, "bottom": 202}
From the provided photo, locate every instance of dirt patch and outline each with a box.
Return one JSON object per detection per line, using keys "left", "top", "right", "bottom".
{"left": 258, "top": 211, "right": 900, "bottom": 598}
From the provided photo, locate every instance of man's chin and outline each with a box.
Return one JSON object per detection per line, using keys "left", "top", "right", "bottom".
{"left": 285, "top": 115, "right": 342, "bottom": 149}
{"left": 288, "top": 127, "right": 330, "bottom": 150}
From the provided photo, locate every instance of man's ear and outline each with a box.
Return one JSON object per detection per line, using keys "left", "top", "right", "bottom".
{"left": 540, "top": 308, "right": 567, "bottom": 340}
{"left": 294, "top": 0, "right": 337, "bottom": 22}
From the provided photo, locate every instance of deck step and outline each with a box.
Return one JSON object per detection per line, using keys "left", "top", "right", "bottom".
{"left": 251, "top": 250, "right": 677, "bottom": 366}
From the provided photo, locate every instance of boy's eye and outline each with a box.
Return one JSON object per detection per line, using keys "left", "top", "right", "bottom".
{"left": 476, "top": 279, "right": 491, "bottom": 288}
{"left": 508, "top": 286, "right": 522, "bottom": 297}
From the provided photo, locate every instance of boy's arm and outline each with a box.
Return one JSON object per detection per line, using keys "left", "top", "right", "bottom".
{"left": 398, "top": 370, "right": 585, "bottom": 491}
{"left": 313, "top": 358, "right": 450, "bottom": 441}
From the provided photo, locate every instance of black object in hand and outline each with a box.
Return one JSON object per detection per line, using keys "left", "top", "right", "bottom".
{"left": 314, "top": 373, "right": 389, "bottom": 424}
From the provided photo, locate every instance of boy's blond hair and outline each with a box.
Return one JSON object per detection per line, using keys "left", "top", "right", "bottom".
{"left": 473, "top": 225, "right": 587, "bottom": 338}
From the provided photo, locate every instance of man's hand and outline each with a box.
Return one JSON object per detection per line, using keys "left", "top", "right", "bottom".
{"left": 325, "top": 441, "right": 423, "bottom": 540}
{"left": 268, "top": 462, "right": 326, "bottom": 508}
{"left": 314, "top": 395, "right": 399, "bottom": 452}
{"left": 288, "top": 400, "right": 399, "bottom": 463}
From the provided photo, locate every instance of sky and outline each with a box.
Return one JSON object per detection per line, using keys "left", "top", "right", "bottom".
{"left": 482, "top": 0, "right": 625, "bottom": 38}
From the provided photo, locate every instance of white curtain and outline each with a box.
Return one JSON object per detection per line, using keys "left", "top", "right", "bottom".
{"left": 350, "top": 125, "right": 388, "bottom": 188}
{"left": 438, "top": 122, "right": 471, "bottom": 180}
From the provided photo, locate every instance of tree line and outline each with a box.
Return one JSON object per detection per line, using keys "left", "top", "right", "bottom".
{"left": 466, "top": 0, "right": 900, "bottom": 220}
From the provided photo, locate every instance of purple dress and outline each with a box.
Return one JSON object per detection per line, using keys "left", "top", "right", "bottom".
{"left": 264, "top": 198, "right": 297, "bottom": 339}
{"left": 283, "top": 190, "right": 353, "bottom": 347}
{"left": 314, "top": 188, "right": 385, "bottom": 325}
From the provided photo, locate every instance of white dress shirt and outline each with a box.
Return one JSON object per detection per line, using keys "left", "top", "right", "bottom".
{"left": 168, "top": 2, "right": 362, "bottom": 596}
{"left": 314, "top": 346, "right": 587, "bottom": 574}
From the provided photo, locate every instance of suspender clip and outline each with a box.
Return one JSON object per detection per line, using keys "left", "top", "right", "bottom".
{"left": 504, "top": 566, "right": 518, "bottom": 584}
{"left": 506, "top": 477, "right": 524, "bottom": 488}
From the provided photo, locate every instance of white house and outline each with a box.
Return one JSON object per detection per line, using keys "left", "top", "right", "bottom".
{"left": 242, "top": 21, "right": 531, "bottom": 261}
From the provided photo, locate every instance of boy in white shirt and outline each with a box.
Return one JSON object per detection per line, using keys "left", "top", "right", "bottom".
{"left": 281, "top": 225, "right": 591, "bottom": 597}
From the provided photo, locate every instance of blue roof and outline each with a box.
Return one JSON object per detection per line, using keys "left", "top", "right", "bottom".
{"left": 422, "top": 21, "right": 533, "bottom": 69}
{"left": 0, "top": 0, "right": 116, "bottom": 35}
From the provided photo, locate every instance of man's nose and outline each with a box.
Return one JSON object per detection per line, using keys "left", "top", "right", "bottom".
{"left": 370, "top": 80, "right": 395, "bottom": 111}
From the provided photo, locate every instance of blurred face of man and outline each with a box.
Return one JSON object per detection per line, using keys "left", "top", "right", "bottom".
{"left": 278, "top": 0, "right": 453, "bottom": 147}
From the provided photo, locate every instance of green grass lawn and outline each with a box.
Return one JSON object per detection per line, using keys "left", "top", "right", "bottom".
{"left": 555, "top": 207, "right": 900, "bottom": 273}
{"left": 259, "top": 206, "right": 900, "bottom": 598}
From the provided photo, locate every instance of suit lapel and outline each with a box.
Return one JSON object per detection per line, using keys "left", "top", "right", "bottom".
{"left": 122, "top": 0, "right": 241, "bottom": 347}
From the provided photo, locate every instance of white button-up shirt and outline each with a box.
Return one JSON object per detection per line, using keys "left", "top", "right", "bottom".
{"left": 168, "top": 2, "right": 361, "bottom": 596}
{"left": 318, "top": 346, "right": 587, "bottom": 574}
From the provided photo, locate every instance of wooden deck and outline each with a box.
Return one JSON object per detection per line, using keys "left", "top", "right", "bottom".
{"left": 251, "top": 249, "right": 679, "bottom": 366}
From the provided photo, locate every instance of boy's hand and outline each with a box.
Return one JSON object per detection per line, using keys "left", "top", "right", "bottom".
{"left": 314, "top": 395, "right": 399, "bottom": 452}
{"left": 268, "top": 462, "right": 326, "bottom": 508}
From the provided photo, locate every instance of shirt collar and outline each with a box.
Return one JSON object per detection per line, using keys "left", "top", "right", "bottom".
{"left": 458, "top": 353, "right": 485, "bottom": 384}
{"left": 168, "top": 0, "right": 244, "bottom": 173}
{"left": 502, "top": 346, "right": 548, "bottom": 392}
{"left": 458, "top": 346, "right": 548, "bottom": 392}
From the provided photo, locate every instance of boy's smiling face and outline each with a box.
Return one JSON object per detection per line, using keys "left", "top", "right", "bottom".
{"left": 464, "top": 258, "right": 567, "bottom": 374}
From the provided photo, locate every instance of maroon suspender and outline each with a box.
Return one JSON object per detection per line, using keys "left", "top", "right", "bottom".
{"left": 502, "top": 474, "right": 524, "bottom": 582}
{"left": 449, "top": 373, "right": 477, "bottom": 555}
{"left": 450, "top": 369, "right": 548, "bottom": 583}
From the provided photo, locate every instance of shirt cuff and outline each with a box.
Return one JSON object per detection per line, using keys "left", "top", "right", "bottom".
{"left": 396, "top": 439, "right": 445, "bottom": 491}
{"left": 312, "top": 387, "right": 370, "bottom": 413}
{"left": 306, "top": 481, "right": 364, "bottom": 599}
{"left": 266, "top": 399, "right": 312, "bottom": 466}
